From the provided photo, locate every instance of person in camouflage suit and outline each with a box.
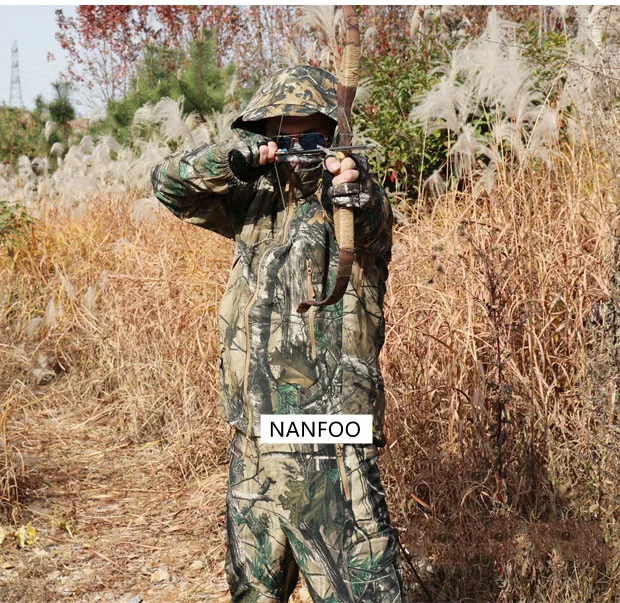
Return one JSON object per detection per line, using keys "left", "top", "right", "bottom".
{"left": 152, "top": 66, "right": 406, "bottom": 602}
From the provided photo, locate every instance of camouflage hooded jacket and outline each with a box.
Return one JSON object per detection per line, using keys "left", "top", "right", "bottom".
{"left": 151, "top": 66, "right": 393, "bottom": 447}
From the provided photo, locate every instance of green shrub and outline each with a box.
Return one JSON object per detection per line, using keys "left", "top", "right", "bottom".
{"left": 178, "top": 30, "right": 235, "bottom": 118}
{"left": 356, "top": 37, "right": 455, "bottom": 202}
{"left": 0, "top": 199, "right": 32, "bottom": 257}
{"left": 48, "top": 81, "right": 75, "bottom": 125}
{"left": 357, "top": 11, "right": 572, "bottom": 206}
{"left": 0, "top": 106, "right": 46, "bottom": 165}
{"left": 95, "top": 30, "right": 236, "bottom": 145}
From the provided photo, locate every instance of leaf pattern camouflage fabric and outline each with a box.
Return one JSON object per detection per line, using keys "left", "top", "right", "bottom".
{"left": 226, "top": 429, "right": 406, "bottom": 602}
{"left": 151, "top": 66, "right": 393, "bottom": 448}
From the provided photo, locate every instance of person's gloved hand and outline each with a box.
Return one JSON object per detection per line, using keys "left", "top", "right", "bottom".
{"left": 324, "top": 154, "right": 372, "bottom": 209}
{"left": 229, "top": 137, "right": 280, "bottom": 181}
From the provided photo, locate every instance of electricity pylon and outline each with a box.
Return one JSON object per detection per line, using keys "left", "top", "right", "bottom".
{"left": 9, "top": 41, "right": 24, "bottom": 108}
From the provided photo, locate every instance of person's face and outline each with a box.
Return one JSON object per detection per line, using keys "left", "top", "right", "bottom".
{"left": 264, "top": 114, "right": 335, "bottom": 140}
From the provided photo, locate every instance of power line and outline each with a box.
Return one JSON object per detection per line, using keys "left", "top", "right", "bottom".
{"left": 9, "top": 41, "right": 24, "bottom": 108}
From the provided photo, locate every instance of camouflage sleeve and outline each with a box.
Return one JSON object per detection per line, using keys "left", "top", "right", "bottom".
{"left": 352, "top": 178, "right": 393, "bottom": 264}
{"left": 151, "top": 140, "right": 261, "bottom": 240}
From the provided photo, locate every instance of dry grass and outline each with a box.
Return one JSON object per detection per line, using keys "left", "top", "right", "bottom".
{"left": 1, "top": 140, "right": 619, "bottom": 600}
{"left": 1, "top": 193, "right": 234, "bottom": 527}
{"left": 381, "top": 144, "right": 620, "bottom": 600}
{"left": 0, "top": 385, "right": 24, "bottom": 523}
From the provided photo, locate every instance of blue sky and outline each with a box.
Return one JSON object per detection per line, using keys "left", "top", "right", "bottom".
{"left": 0, "top": 5, "right": 77, "bottom": 109}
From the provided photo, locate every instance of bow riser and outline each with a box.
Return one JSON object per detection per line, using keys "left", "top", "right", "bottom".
{"left": 297, "top": 5, "right": 360, "bottom": 314}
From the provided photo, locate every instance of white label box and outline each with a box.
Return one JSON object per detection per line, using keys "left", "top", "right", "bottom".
{"left": 260, "top": 414, "right": 373, "bottom": 444}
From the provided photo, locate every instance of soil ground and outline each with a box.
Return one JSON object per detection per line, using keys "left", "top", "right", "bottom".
{"left": 1, "top": 398, "right": 313, "bottom": 602}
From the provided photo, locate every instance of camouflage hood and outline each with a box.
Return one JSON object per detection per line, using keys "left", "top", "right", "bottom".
{"left": 232, "top": 65, "right": 338, "bottom": 135}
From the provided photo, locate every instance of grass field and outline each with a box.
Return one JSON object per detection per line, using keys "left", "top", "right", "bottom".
{"left": 1, "top": 133, "right": 618, "bottom": 601}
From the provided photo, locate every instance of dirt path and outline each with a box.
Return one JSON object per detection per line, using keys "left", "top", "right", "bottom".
{"left": 1, "top": 400, "right": 312, "bottom": 602}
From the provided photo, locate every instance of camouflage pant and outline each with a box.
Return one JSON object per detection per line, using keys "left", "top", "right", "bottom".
{"left": 225, "top": 429, "right": 406, "bottom": 602}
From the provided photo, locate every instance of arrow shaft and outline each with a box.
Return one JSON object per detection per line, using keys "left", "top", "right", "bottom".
{"left": 275, "top": 144, "right": 376, "bottom": 157}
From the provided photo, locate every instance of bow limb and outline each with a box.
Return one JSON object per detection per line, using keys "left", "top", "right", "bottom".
{"left": 297, "top": 5, "right": 360, "bottom": 314}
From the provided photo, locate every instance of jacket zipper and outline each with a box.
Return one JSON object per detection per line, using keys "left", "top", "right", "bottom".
{"left": 242, "top": 177, "right": 298, "bottom": 435}
{"left": 335, "top": 443, "right": 351, "bottom": 501}
{"left": 306, "top": 258, "right": 317, "bottom": 359}
{"left": 356, "top": 255, "right": 364, "bottom": 298}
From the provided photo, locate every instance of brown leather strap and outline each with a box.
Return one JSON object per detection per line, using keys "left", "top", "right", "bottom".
{"left": 297, "top": 248, "right": 354, "bottom": 313}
